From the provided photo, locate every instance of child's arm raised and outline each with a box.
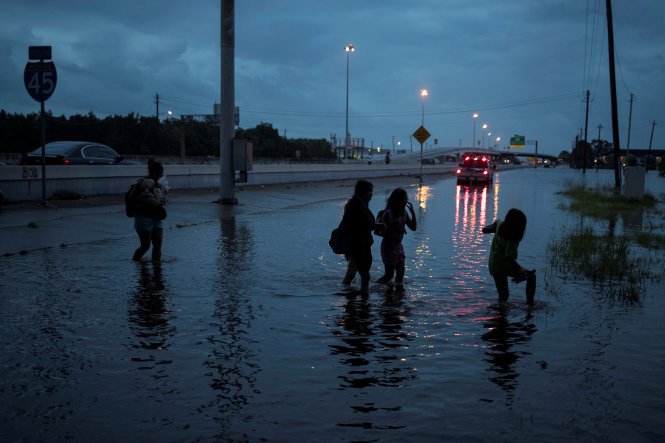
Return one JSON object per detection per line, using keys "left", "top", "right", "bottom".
{"left": 482, "top": 221, "right": 497, "bottom": 234}
{"left": 406, "top": 202, "right": 417, "bottom": 231}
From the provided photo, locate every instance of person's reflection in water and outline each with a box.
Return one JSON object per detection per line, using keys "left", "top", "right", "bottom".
{"left": 330, "top": 287, "right": 414, "bottom": 429}
{"left": 481, "top": 305, "right": 537, "bottom": 406}
{"left": 128, "top": 261, "right": 174, "bottom": 357}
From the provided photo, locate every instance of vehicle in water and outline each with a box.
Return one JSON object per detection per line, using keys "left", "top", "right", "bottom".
{"left": 456, "top": 152, "right": 494, "bottom": 185}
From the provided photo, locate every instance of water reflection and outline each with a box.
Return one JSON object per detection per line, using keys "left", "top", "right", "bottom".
{"left": 128, "top": 261, "right": 175, "bottom": 358}
{"left": 451, "top": 184, "right": 494, "bottom": 301}
{"left": 481, "top": 306, "right": 537, "bottom": 405}
{"left": 415, "top": 183, "right": 433, "bottom": 210}
{"left": 330, "top": 288, "right": 415, "bottom": 427}
{"left": 200, "top": 216, "right": 259, "bottom": 435}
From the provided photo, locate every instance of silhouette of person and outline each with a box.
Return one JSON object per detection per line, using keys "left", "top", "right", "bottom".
{"left": 482, "top": 208, "right": 536, "bottom": 304}
{"left": 341, "top": 180, "right": 376, "bottom": 292}
{"left": 132, "top": 159, "right": 168, "bottom": 262}
{"left": 376, "top": 188, "right": 417, "bottom": 287}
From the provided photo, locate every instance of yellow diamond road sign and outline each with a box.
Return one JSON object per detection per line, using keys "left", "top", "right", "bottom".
{"left": 413, "top": 125, "right": 431, "bottom": 144}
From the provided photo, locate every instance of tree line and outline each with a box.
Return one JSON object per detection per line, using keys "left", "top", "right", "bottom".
{"left": 0, "top": 110, "right": 335, "bottom": 160}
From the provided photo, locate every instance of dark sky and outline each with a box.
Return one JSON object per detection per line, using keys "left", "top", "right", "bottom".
{"left": 2, "top": 0, "right": 664, "bottom": 155}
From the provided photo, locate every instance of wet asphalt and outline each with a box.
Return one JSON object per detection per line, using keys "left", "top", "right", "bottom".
{"left": 0, "top": 175, "right": 448, "bottom": 256}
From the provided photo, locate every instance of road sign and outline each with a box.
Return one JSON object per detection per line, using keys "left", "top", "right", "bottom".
{"left": 29, "top": 46, "right": 52, "bottom": 60}
{"left": 24, "top": 61, "right": 57, "bottom": 102}
{"left": 510, "top": 134, "right": 525, "bottom": 148}
{"left": 413, "top": 125, "right": 431, "bottom": 144}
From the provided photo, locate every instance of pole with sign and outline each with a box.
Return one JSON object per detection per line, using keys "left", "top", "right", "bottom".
{"left": 24, "top": 46, "right": 57, "bottom": 204}
{"left": 412, "top": 125, "right": 431, "bottom": 180}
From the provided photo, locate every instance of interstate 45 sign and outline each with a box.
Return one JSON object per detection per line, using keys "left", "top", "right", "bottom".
{"left": 24, "top": 60, "right": 57, "bottom": 102}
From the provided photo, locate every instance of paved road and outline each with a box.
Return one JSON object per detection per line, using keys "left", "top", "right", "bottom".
{"left": 0, "top": 175, "right": 434, "bottom": 256}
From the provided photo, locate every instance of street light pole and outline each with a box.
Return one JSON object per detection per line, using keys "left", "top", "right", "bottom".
{"left": 420, "top": 89, "right": 428, "bottom": 180}
{"left": 220, "top": 0, "right": 236, "bottom": 204}
{"left": 344, "top": 44, "right": 354, "bottom": 160}
{"left": 421, "top": 89, "right": 428, "bottom": 126}
{"left": 473, "top": 113, "right": 478, "bottom": 148}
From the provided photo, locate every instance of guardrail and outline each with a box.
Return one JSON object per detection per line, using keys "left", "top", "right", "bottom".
{"left": 0, "top": 163, "right": 457, "bottom": 202}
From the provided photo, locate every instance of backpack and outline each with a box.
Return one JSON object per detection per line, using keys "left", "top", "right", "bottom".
{"left": 125, "top": 182, "right": 138, "bottom": 217}
{"left": 374, "top": 209, "right": 387, "bottom": 237}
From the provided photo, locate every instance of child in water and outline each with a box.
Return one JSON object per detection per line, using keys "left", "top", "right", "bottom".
{"left": 376, "top": 188, "right": 417, "bottom": 287}
{"left": 482, "top": 208, "right": 536, "bottom": 304}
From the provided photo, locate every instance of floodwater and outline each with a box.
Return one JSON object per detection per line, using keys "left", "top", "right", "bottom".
{"left": 1, "top": 167, "right": 664, "bottom": 442}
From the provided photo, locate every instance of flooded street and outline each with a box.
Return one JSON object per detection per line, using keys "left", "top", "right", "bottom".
{"left": 2, "top": 167, "right": 664, "bottom": 442}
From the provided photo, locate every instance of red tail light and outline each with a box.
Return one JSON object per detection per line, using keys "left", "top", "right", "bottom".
{"left": 464, "top": 156, "right": 470, "bottom": 161}
{"left": 482, "top": 157, "right": 487, "bottom": 161}
{"left": 456, "top": 169, "right": 462, "bottom": 174}
{"left": 483, "top": 170, "right": 488, "bottom": 175}
{"left": 55, "top": 157, "right": 69, "bottom": 165}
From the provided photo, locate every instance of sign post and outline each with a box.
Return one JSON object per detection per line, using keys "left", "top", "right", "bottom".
{"left": 412, "top": 125, "right": 431, "bottom": 180}
{"left": 24, "top": 46, "right": 57, "bottom": 204}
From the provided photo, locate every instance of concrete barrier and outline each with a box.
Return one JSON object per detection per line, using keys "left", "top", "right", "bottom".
{"left": 0, "top": 163, "right": 457, "bottom": 201}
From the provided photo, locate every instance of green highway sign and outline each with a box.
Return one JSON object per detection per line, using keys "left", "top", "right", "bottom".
{"left": 510, "top": 134, "right": 525, "bottom": 148}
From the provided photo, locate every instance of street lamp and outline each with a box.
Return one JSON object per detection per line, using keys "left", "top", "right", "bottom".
{"left": 473, "top": 113, "right": 479, "bottom": 147}
{"left": 344, "top": 43, "right": 354, "bottom": 160}
{"left": 420, "top": 89, "right": 428, "bottom": 126}
{"left": 496, "top": 136, "right": 501, "bottom": 149}
{"left": 487, "top": 132, "right": 492, "bottom": 149}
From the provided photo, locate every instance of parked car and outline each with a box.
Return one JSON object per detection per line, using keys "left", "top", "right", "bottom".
{"left": 456, "top": 152, "right": 493, "bottom": 185}
{"left": 20, "top": 141, "right": 139, "bottom": 165}
{"left": 421, "top": 158, "right": 437, "bottom": 165}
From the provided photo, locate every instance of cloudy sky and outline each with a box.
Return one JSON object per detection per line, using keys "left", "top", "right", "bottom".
{"left": 2, "top": 0, "right": 664, "bottom": 155}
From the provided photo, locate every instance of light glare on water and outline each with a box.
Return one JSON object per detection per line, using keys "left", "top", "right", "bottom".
{"left": 1, "top": 168, "right": 664, "bottom": 442}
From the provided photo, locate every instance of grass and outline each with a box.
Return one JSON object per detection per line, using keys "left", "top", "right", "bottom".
{"left": 547, "top": 225, "right": 650, "bottom": 302}
{"left": 557, "top": 184, "right": 660, "bottom": 221}
{"left": 547, "top": 184, "right": 664, "bottom": 302}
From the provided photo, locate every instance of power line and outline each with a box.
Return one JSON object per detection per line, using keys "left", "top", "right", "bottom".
{"left": 614, "top": 46, "right": 633, "bottom": 95}
{"left": 242, "top": 92, "right": 580, "bottom": 119}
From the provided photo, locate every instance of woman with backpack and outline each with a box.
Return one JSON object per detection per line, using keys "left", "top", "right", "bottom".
{"left": 341, "top": 180, "right": 377, "bottom": 292}
{"left": 375, "top": 188, "right": 417, "bottom": 287}
{"left": 131, "top": 159, "right": 169, "bottom": 262}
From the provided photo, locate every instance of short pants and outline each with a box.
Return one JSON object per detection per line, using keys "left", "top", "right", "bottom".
{"left": 381, "top": 241, "right": 405, "bottom": 266}
{"left": 134, "top": 215, "right": 164, "bottom": 232}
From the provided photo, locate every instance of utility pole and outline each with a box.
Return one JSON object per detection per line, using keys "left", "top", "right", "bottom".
{"left": 155, "top": 93, "right": 160, "bottom": 149}
{"left": 597, "top": 123, "right": 603, "bottom": 142}
{"left": 646, "top": 120, "right": 656, "bottom": 173}
{"left": 626, "top": 93, "right": 634, "bottom": 163}
{"left": 220, "top": 0, "right": 236, "bottom": 204}
{"left": 584, "top": 90, "right": 590, "bottom": 174}
{"left": 606, "top": 0, "right": 622, "bottom": 188}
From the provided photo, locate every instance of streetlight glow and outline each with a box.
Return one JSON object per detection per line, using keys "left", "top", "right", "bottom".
{"left": 420, "top": 89, "right": 428, "bottom": 97}
{"left": 345, "top": 44, "right": 354, "bottom": 53}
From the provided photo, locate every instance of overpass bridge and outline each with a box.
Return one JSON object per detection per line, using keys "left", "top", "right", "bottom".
{"left": 391, "top": 147, "right": 559, "bottom": 164}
